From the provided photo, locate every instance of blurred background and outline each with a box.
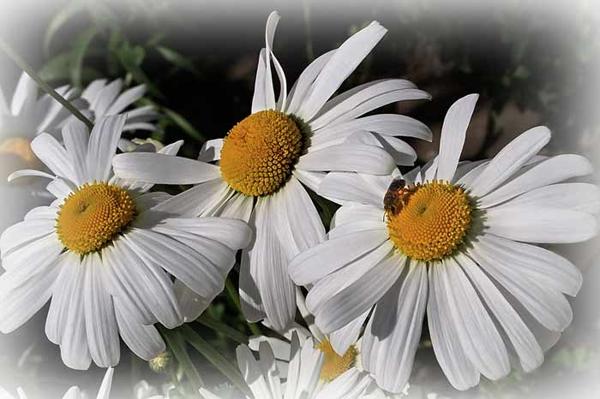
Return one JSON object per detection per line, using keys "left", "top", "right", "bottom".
{"left": 0, "top": 0, "right": 599, "bottom": 397}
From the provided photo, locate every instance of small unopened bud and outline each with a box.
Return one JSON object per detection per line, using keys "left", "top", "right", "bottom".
{"left": 149, "top": 351, "right": 171, "bottom": 373}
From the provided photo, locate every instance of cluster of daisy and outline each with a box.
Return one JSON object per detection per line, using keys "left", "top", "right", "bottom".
{"left": 0, "top": 10, "right": 598, "bottom": 399}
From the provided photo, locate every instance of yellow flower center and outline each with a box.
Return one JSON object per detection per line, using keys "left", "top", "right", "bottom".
{"left": 386, "top": 181, "right": 472, "bottom": 262}
{"left": 0, "top": 137, "right": 37, "bottom": 164}
{"left": 56, "top": 183, "right": 136, "bottom": 255}
{"left": 219, "top": 110, "right": 304, "bottom": 196}
{"left": 316, "top": 339, "right": 358, "bottom": 382}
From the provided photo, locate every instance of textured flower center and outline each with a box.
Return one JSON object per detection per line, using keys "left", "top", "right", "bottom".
{"left": 386, "top": 181, "right": 472, "bottom": 262}
{"left": 0, "top": 137, "right": 36, "bottom": 164}
{"left": 220, "top": 110, "right": 304, "bottom": 196}
{"left": 317, "top": 339, "right": 358, "bottom": 382}
{"left": 56, "top": 183, "right": 136, "bottom": 255}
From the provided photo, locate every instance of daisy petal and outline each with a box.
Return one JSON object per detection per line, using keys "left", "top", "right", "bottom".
{"left": 469, "top": 126, "right": 550, "bottom": 197}
{"left": 106, "top": 84, "right": 146, "bottom": 115}
{"left": 62, "top": 120, "right": 90, "bottom": 185}
{"left": 297, "top": 143, "right": 395, "bottom": 175}
{"left": 86, "top": 115, "right": 127, "bottom": 181}
{"left": 112, "top": 152, "right": 220, "bottom": 184}
{"left": 488, "top": 182, "right": 600, "bottom": 214}
{"left": 83, "top": 254, "right": 120, "bottom": 367}
{"left": 289, "top": 229, "right": 388, "bottom": 286}
{"left": 479, "top": 154, "right": 593, "bottom": 207}
{"left": 314, "top": 242, "right": 400, "bottom": 333}
{"left": 456, "top": 252, "right": 543, "bottom": 372}
{"left": 11, "top": 72, "right": 37, "bottom": 115}
{"left": 285, "top": 50, "right": 335, "bottom": 114}
{"left": 30, "top": 133, "right": 76, "bottom": 182}
{"left": 427, "top": 265, "right": 479, "bottom": 390}
{"left": 364, "top": 262, "right": 428, "bottom": 393}
{"left": 297, "top": 21, "right": 387, "bottom": 121}
{"left": 468, "top": 236, "right": 573, "bottom": 331}
{"left": 485, "top": 205, "right": 597, "bottom": 243}
{"left": 435, "top": 94, "right": 479, "bottom": 182}
{"left": 114, "top": 301, "right": 165, "bottom": 360}
{"left": 329, "top": 310, "right": 369, "bottom": 355}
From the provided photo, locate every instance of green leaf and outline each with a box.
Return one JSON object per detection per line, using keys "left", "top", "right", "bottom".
{"left": 38, "top": 53, "right": 72, "bottom": 82}
{"left": 163, "top": 107, "right": 204, "bottom": 141}
{"left": 70, "top": 27, "right": 97, "bottom": 87}
{"left": 181, "top": 325, "right": 250, "bottom": 397}
{"left": 156, "top": 45, "right": 199, "bottom": 75}
{"left": 43, "top": 0, "right": 83, "bottom": 54}
{"left": 162, "top": 328, "right": 204, "bottom": 392}
{"left": 196, "top": 314, "right": 249, "bottom": 345}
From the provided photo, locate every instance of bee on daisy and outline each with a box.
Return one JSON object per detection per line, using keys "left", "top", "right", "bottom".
{"left": 289, "top": 94, "right": 599, "bottom": 392}
{"left": 112, "top": 11, "right": 431, "bottom": 332}
{"left": 0, "top": 115, "right": 252, "bottom": 369}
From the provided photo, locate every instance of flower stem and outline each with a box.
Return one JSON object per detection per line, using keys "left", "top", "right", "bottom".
{"left": 0, "top": 36, "right": 94, "bottom": 130}
{"left": 161, "top": 328, "right": 204, "bottom": 392}
{"left": 181, "top": 324, "right": 251, "bottom": 397}
{"left": 196, "top": 313, "right": 249, "bottom": 345}
{"left": 225, "top": 276, "right": 261, "bottom": 336}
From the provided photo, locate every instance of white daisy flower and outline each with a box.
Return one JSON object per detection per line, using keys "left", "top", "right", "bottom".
{"left": 112, "top": 11, "right": 430, "bottom": 332}
{"left": 0, "top": 115, "right": 252, "bottom": 369}
{"left": 80, "top": 78, "right": 158, "bottom": 132}
{"left": 289, "top": 94, "right": 600, "bottom": 392}
{"left": 0, "top": 367, "right": 113, "bottom": 399}
{"left": 200, "top": 331, "right": 389, "bottom": 399}
{"left": 0, "top": 72, "right": 77, "bottom": 170}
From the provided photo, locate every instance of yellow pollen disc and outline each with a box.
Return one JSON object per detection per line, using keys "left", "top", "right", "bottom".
{"left": 386, "top": 181, "right": 472, "bottom": 262}
{"left": 56, "top": 183, "right": 136, "bottom": 255}
{"left": 219, "top": 110, "right": 304, "bottom": 196}
{"left": 0, "top": 137, "right": 37, "bottom": 164}
{"left": 316, "top": 339, "right": 358, "bottom": 382}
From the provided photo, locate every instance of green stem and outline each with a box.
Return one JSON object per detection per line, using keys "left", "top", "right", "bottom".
{"left": 0, "top": 36, "right": 94, "bottom": 130}
{"left": 225, "top": 276, "right": 261, "bottom": 336}
{"left": 181, "top": 325, "right": 251, "bottom": 397}
{"left": 161, "top": 328, "right": 204, "bottom": 392}
{"left": 196, "top": 314, "right": 248, "bottom": 345}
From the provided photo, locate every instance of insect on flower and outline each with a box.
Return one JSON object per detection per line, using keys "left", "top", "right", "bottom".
{"left": 383, "top": 178, "right": 419, "bottom": 216}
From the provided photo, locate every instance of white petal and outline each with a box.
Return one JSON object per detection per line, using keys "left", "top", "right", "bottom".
{"left": 149, "top": 179, "right": 227, "bottom": 217}
{"left": 0, "top": 244, "right": 59, "bottom": 333}
{"left": 469, "top": 126, "right": 550, "bottom": 197}
{"left": 47, "top": 177, "right": 75, "bottom": 200}
{"left": 329, "top": 310, "right": 369, "bottom": 355}
{"left": 467, "top": 236, "right": 573, "bottom": 331}
{"left": 173, "top": 279, "right": 212, "bottom": 323}
{"left": 480, "top": 154, "right": 593, "bottom": 207}
{"left": 474, "top": 234, "right": 582, "bottom": 296}
{"left": 127, "top": 228, "right": 228, "bottom": 298}
{"left": 331, "top": 204, "right": 385, "bottom": 229}
{"left": 251, "top": 48, "right": 273, "bottom": 113}
{"left": 95, "top": 367, "right": 115, "bottom": 399}
{"left": 315, "top": 246, "right": 402, "bottom": 334}
{"left": 108, "top": 238, "right": 182, "bottom": 328}
{"left": 114, "top": 301, "right": 165, "bottom": 360}
{"left": 7, "top": 169, "right": 55, "bottom": 183}
{"left": 486, "top": 182, "right": 600, "bottom": 214}
{"left": 272, "top": 177, "right": 325, "bottom": 256}
{"left": 305, "top": 241, "right": 396, "bottom": 316}
{"left": 112, "top": 152, "right": 220, "bottom": 184}
{"left": 86, "top": 115, "right": 126, "bottom": 181}
{"left": 485, "top": 205, "right": 598, "bottom": 243}
{"left": 285, "top": 50, "right": 335, "bottom": 115}
{"left": 251, "top": 198, "right": 295, "bottom": 331}
{"left": 289, "top": 229, "right": 388, "bottom": 286}
{"left": 455, "top": 251, "right": 543, "bottom": 372}
{"left": 197, "top": 138, "right": 224, "bottom": 162}
{"left": 296, "top": 22, "right": 387, "bottom": 121}
{"left": 427, "top": 264, "right": 479, "bottom": 390}
{"left": 455, "top": 160, "right": 489, "bottom": 187}
{"left": 217, "top": 192, "right": 254, "bottom": 221}
{"left": 11, "top": 72, "right": 37, "bottom": 115}
{"left": 0, "top": 218, "right": 55, "bottom": 259}
{"left": 81, "top": 79, "right": 107, "bottom": 103}
{"left": 62, "top": 120, "right": 90, "bottom": 185}
{"left": 435, "top": 94, "right": 479, "bottom": 182}
{"left": 30, "top": 133, "right": 76, "bottom": 182}
{"left": 106, "top": 84, "right": 146, "bottom": 115}
{"left": 363, "top": 262, "right": 428, "bottom": 393}
{"left": 59, "top": 258, "right": 92, "bottom": 370}
{"left": 239, "top": 246, "right": 265, "bottom": 323}
{"left": 83, "top": 254, "right": 120, "bottom": 367}
{"left": 297, "top": 143, "right": 395, "bottom": 174}
{"left": 311, "top": 79, "right": 417, "bottom": 129}
{"left": 314, "top": 114, "right": 432, "bottom": 142}
{"left": 90, "top": 79, "right": 123, "bottom": 119}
